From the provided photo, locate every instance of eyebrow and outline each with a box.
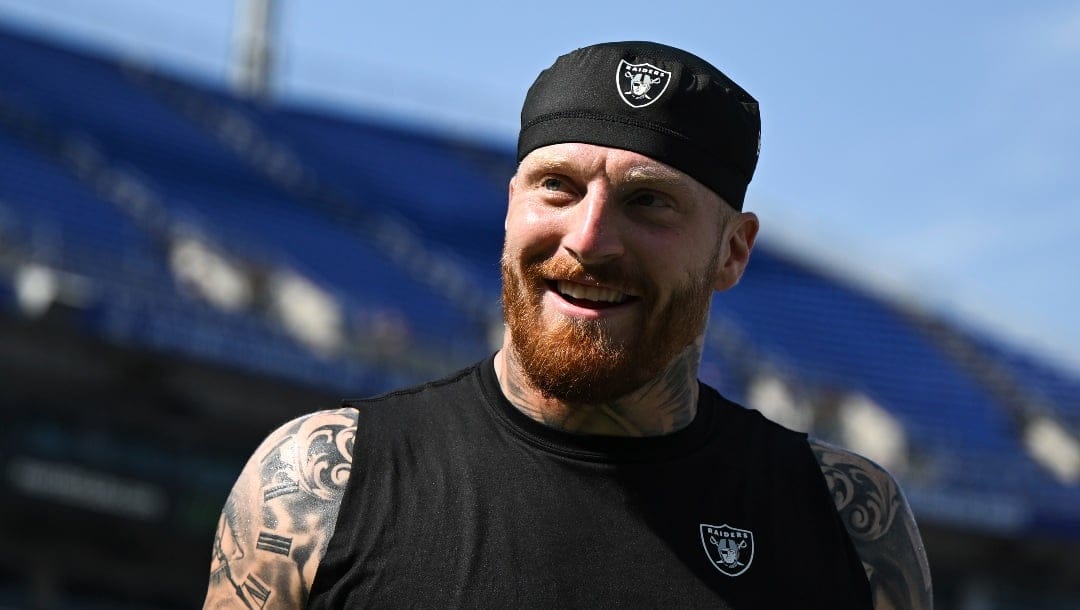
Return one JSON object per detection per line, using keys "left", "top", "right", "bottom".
{"left": 525, "top": 158, "right": 683, "bottom": 180}
{"left": 523, "top": 156, "right": 575, "bottom": 176}
{"left": 521, "top": 156, "right": 689, "bottom": 191}
{"left": 622, "top": 165, "right": 685, "bottom": 186}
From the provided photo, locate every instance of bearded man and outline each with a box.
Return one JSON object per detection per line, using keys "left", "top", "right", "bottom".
{"left": 205, "top": 41, "right": 932, "bottom": 609}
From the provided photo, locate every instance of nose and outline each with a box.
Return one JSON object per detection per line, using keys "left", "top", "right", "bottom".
{"left": 560, "top": 188, "right": 624, "bottom": 265}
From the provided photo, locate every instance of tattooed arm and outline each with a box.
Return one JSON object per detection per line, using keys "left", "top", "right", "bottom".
{"left": 204, "top": 408, "right": 357, "bottom": 609}
{"left": 810, "top": 438, "right": 933, "bottom": 610}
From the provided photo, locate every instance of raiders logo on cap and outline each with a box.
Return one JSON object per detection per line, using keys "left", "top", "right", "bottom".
{"left": 616, "top": 59, "right": 672, "bottom": 108}
{"left": 519, "top": 41, "right": 760, "bottom": 210}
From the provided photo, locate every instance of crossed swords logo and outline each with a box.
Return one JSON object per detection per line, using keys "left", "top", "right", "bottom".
{"left": 616, "top": 60, "right": 671, "bottom": 108}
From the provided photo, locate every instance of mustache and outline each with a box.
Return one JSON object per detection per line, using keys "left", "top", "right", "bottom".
{"left": 521, "top": 254, "right": 650, "bottom": 297}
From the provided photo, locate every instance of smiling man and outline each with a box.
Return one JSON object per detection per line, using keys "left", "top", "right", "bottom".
{"left": 205, "top": 42, "right": 932, "bottom": 609}
{"left": 499, "top": 143, "right": 744, "bottom": 434}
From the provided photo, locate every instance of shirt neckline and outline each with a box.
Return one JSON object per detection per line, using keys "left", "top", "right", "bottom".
{"left": 475, "top": 353, "right": 720, "bottom": 464}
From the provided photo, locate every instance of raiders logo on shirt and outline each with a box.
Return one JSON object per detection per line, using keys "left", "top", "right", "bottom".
{"left": 700, "top": 523, "right": 755, "bottom": 577}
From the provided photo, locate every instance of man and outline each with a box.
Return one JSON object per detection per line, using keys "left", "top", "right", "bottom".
{"left": 205, "top": 41, "right": 932, "bottom": 608}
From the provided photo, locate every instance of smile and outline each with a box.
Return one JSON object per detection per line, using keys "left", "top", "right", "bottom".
{"left": 549, "top": 280, "right": 637, "bottom": 309}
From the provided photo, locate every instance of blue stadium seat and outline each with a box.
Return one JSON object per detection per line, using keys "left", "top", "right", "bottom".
{"left": 0, "top": 25, "right": 491, "bottom": 357}
{"left": 0, "top": 22, "right": 1076, "bottom": 534}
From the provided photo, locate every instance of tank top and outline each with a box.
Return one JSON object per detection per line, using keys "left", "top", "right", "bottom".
{"left": 309, "top": 356, "right": 872, "bottom": 608}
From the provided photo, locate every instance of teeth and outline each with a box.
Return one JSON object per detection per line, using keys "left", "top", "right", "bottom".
{"left": 557, "top": 281, "right": 628, "bottom": 304}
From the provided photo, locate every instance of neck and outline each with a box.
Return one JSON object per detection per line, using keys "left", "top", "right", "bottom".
{"left": 494, "top": 335, "right": 703, "bottom": 437}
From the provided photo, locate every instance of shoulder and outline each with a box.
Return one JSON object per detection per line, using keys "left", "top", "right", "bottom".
{"left": 204, "top": 407, "right": 358, "bottom": 609}
{"left": 808, "top": 437, "right": 933, "bottom": 610}
{"left": 342, "top": 361, "right": 482, "bottom": 409}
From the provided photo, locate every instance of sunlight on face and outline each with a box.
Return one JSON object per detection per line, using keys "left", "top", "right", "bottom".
{"left": 501, "top": 144, "right": 730, "bottom": 403}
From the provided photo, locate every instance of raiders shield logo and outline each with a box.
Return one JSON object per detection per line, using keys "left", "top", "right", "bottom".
{"left": 700, "top": 523, "right": 755, "bottom": 577}
{"left": 616, "top": 60, "right": 672, "bottom": 108}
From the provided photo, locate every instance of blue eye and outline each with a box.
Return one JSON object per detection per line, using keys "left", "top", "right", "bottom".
{"left": 542, "top": 177, "right": 564, "bottom": 191}
{"left": 631, "top": 192, "right": 667, "bottom": 208}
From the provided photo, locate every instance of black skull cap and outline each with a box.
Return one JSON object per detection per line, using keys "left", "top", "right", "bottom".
{"left": 518, "top": 41, "right": 760, "bottom": 210}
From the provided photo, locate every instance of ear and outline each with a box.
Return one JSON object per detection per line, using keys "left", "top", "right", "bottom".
{"left": 505, "top": 175, "right": 517, "bottom": 231}
{"left": 713, "top": 212, "right": 759, "bottom": 291}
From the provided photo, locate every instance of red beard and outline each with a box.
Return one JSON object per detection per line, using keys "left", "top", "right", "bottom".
{"left": 501, "top": 250, "right": 717, "bottom": 404}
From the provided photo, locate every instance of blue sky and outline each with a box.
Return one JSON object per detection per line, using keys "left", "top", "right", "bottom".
{"left": 1, "top": 0, "right": 1077, "bottom": 375}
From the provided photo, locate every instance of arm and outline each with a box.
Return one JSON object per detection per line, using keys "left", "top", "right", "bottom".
{"left": 204, "top": 407, "right": 357, "bottom": 609}
{"left": 809, "top": 438, "right": 933, "bottom": 610}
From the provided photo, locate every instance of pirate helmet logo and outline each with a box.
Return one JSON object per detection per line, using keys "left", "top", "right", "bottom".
{"left": 700, "top": 523, "right": 755, "bottom": 577}
{"left": 616, "top": 60, "right": 672, "bottom": 108}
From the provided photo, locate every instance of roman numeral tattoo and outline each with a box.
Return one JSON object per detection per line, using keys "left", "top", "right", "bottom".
{"left": 263, "top": 482, "right": 300, "bottom": 501}
{"left": 204, "top": 408, "right": 358, "bottom": 608}
{"left": 256, "top": 531, "right": 293, "bottom": 556}
{"left": 242, "top": 574, "right": 271, "bottom": 608}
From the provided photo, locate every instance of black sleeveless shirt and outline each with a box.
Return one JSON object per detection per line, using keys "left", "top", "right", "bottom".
{"left": 309, "top": 357, "right": 872, "bottom": 608}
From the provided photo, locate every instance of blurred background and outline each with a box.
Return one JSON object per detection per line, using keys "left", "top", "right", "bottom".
{"left": 0, "top": 0, "right": 1077, "bottom": 608}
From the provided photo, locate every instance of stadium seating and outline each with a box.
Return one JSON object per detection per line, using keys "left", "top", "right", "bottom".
{"left": 0, "top": 22, "right": 1077, "bottom": 545}
{"left": 0, "top": 24, "right": 492, "bottom": 386}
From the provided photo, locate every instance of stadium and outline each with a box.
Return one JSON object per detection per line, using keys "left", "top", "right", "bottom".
{"left": 0, "top": 2, "right": 1078, "bottom": 608}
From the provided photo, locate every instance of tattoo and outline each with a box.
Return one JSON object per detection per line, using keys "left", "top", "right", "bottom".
{"left": 208, "top": 501, "right": 250, "bottom": 604}
{"left": 629, "top": 342, "right": 700, "bottom": 432}
{"left": 204, "top": 408, "right": 358, "bottom": 609}
{"left": 243, "top": 575, "right": 271, "bottom": 609}
{"left": 497, "top": 339, "right": 702, "bottom": 436}
{"left": 256, "top": 532, "right": 293, "bottom": 556}
{"left": 810, "top": 439, "right": 933, "bottom": 610}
